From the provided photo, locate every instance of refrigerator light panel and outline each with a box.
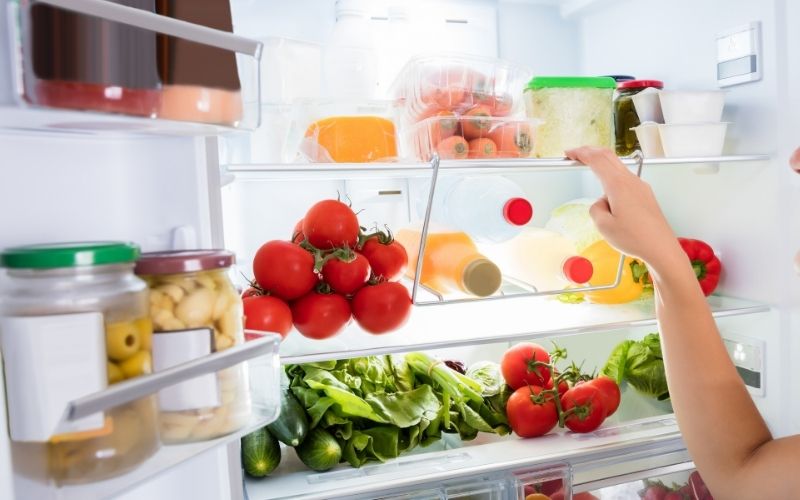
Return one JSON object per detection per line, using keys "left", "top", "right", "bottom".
{"left": 717, "top": 22, "right": 762, "bottom": 87}
{"left": 722, "top": 333, "right": 765, "bottom": 396}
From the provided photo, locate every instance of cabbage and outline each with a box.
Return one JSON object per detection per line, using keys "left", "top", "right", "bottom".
{"left": 545, "top": 198, "right": 604, "bottom": 252}
{"left": 602, "top": 333, "right": 670, "bottom": 401}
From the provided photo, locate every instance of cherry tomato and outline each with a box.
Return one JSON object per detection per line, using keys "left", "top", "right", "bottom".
{"left": 360, "top": 236, "right": 408, "bottom": 282}
{"left": 321, "top": 252, "right": 371, "bottom": 295}
{"left": 501, "top": 342, "right": 552, "bottom": 389}
{"left": 242, "top": 295, "right": 292, "bottom": 339}
{"left": 242, "top": 287, "right": 262, "bottom": 298}
{"left": 253, "top": 241, "right": 317, "bottom": 301}
{"left": 351, "top": 282, "right": 412, "bottom": 334}
{"left": 291, "top": 292, "right": 351, "bottom": 340}
{"left": 506, "top": 385, "right": 558, "bottom": 438}
{"left": 303, "top": 200, "right": 360, "bottom": 249}
{"left": 560, "top": 384, "right": 607, "bottom": 433}
{"left": 585, "top": 376, "right": 621, "bottom": 417}
{"left": 292, "top": 219, "right": 305, "bottom": 244}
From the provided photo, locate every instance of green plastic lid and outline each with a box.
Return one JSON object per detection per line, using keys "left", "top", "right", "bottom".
{"left": 527, "top": 76, "right": 617, "bottom": 90}
{"left": 0, "top": 242, "right": 140, "bottom": 269}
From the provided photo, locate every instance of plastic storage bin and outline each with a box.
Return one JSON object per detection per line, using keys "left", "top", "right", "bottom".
{"left": 659, "top": 90, "right": 725, "bottom": 124}
{"left": 0, "top": 242, "right": 159, "bottom": 485}
{"left": 525, "top": 76, "right": 617, "bottom": 158}
{"left": 658, "top": 123, "right": 728, "bottom": 157}
{"left": 581, "top": 466, "right": 712, "bottom": 499}
{"left": 135, "top": 250, "right": 252, "bottom": 444}
{"left": 632, "top": 122, "right": 665, "bottom": 158}
{"left": 614, "top": 80, "right": 664, "bottom": 156}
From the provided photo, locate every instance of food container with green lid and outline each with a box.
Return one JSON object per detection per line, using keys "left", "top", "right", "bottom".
{"left": 524, "top": 76, "right": 617, "bottom": 158}
{"left": 0, "top": 242, "right": 159, "bottom": 485}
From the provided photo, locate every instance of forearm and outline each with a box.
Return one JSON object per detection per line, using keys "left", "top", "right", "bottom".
{"left": 648, "top": 249, "right": 773, "bottom": 498}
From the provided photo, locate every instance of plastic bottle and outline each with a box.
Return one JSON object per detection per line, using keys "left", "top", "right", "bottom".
{"left": 322, "top": 0, "right": 378, "bottom": 100}
{"left": 414, "top": 176, "right": 533, "bottom": 244}
{"left": 481, "top": 227, "right": 594, "bottom": 291}
{"left": 396, "top": 225, "right": 502, "bottom": 297}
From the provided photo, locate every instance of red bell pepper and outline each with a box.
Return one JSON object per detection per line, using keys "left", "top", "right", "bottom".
{"left": 678, "top": 238, "right": 722, "bottom": 296}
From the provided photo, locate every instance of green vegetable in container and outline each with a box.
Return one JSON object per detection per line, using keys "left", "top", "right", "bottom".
{"left": 603, "top": 333, "right": 670, "bottom": 401}
{"left": 465, "top": 361, "right": 504, "bottom": 397}
{"left": 241, "top": 428, "right": 281, "bottom": 478}
{"left": 295, "top": 427, "right": 342, "bottom": 472}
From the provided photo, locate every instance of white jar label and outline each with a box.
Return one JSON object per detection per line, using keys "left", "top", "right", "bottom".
{"left": 0, "top": 313, "right": 106, "bottom": 442}
{"left": 152, "top": 329, "right": 220, "bottom": 412}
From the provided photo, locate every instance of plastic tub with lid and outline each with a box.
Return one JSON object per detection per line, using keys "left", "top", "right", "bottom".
{"left": 524, "top": 76, "right": 616, "bottom": 158}
{"left": 135, "top": 250, "right": 252, "bottom": 444}
{"left": 0, "top": 242, "right": 159, "bottom": 484}
{"left": 614, "top": 79, "right": 664, "bottom": 156}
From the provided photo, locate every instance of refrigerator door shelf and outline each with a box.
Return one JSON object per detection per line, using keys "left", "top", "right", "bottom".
{"left": 6, "top": 332, "right": 281, "bottom": 500}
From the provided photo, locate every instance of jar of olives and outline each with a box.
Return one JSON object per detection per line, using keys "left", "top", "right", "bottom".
{"left": 0, "top": 242, "right": 159, "bottom": 485}
{"left": 134, "top": 250, "right": 251, "bottom": 444}
{"left": 614, "top": 79, "right": 664, "bottom": 156}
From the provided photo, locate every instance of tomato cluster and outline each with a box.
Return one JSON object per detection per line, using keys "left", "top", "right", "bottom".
{"left": 501, "top": 342, "right": 620, "bottom": 438}
{"left": 243, "top": 199, "right": 412, "bottom": 341}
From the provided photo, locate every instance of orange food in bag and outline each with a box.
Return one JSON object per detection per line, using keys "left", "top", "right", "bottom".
{"left": 303, "top": 116, "right": 397, "bottom": 163}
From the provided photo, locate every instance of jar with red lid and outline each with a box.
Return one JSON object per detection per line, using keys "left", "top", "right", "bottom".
{"left": 614, "top": 79, "right": 664, "bottom": 156}
{"left": 135, "top": 250, "right": 251, "bottom": 443}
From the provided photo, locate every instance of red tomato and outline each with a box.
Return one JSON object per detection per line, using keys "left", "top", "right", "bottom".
{"left": 253, "top": 241, "right": 317, "bottom": 301}
{"left": 291, "top": 292, "right": 351, "bottom": 340}
{"left": 500, "top": 342, "right": 552, "bottom": 389}
{"left": 560, "top": 385, "right": 607, "bottom": 433}
{"left": 242, "top": 295, "right": 292, "bottom": 338}
{"left": 487, "top": 122, "right": 533, "bottom": 158}
{"left": 303, "top": 200, "right": 360, "bottom": 250}
{"left": 321, "top": 252, "right": 371, "bottom": 295}
{"left": 292, "top": 219, "right": 305, "bottom": 244}
{"left": 642, "top": 484, "right": 668, "bottom": 500}
{"left": 360, "top": 237, "right": 408, "bottom": 282}
{"left": 585, "top": 376, "right": 621, "bottom": 417}
{"left": 461, "top": 105, "right": 492, "bottom": 140}
{"left": 544, "top": 375, "right": 569, "bottom": 399}
{"left": 351, "top": 282, "right": 412, "bottom": 334}
{"left": 664, "top": 493, "right": 683, "bottom": 500}
{"left": 242, "top": 287, "right": 262, "bottom": 298}
{"left": 506, "top": 385, "right": 558, "bottom": 438}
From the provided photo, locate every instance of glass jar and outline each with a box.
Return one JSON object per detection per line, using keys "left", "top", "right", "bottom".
{"left": 0, "top": 242, "right": 159, "bottom": 485}
{"left": 614, "top": 79, "right": 664, "bottom": 156}
{"left": 134, "top": 250, "right": 251, "bottom": 444}
{"left": 524, "top": 76, "right": 617, "bottom": 158}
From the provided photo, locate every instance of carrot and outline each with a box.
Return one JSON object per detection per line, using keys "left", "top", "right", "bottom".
{"left": 420, "top": 66, "right": 470, "bottom": 111}
{"left": 461, "top": 105, "right": 492, "bottom": 140}
{"left": 468, "top": 138, "right": 497, "bottom": 159}
{"left": 487, "top": 122, "right": 533, "bottom": 158}
{"left": 475, "top": 92, "right": 513, "bottom": 117}
{"left": 427, "top": 111, "right": 458, "bottom": 145}
{"left": 436, "top": 135, "right": 469, "bottom": 160}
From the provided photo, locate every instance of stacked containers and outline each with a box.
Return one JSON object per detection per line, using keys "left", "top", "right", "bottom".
{"left": 135, "top": 251, "right": 252, "bottom": 443}
{"left": 613, "top": 80, "right": 664, "bottom": 156}
{"left": 524, "top": 77, "right": 616, "bottom": 158}
{"left": 391, "top": 55, "right": 536, "bottom": 160}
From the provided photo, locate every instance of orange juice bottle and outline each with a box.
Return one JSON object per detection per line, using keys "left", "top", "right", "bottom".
{"left": 396, "top": 226, "right": 502, "bottom": 297}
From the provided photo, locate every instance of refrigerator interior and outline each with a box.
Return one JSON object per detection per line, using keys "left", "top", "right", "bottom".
{"left": 0, "top": 0, "right": 797, "bottom": 499}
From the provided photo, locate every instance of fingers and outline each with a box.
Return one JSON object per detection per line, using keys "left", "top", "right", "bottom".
{"left": 589, "top": 196, "right": 614, "bottom": 234}
{"left": 565, "top": 146, "right": 632, "bottom": 195}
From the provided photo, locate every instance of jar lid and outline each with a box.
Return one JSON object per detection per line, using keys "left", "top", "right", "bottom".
{"left": 0, "top": 242, "right": 140, "bottom": 269}
{"left": 618, "top": 79, "right": 664, "bottom": 90}
{"left": 603, "top": 75, "right": 637, "bottom": 82}
{"left": 135, "top": 250, "right": 235, "bottom": 275}
{"left": 527, "top": 76, "right": 617, "bottom": 90}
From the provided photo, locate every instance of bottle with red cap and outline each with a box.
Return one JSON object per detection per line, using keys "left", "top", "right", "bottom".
{"left": 414, "top": 175, "right": 534, "bottom": 244}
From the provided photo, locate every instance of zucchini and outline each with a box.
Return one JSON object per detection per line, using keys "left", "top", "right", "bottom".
{"left": 294, "top": 428, "right": 341, "bottom": 472}
{"left": 241, "top": 427, "right": 281, "bottom": 478}
{"left": 267, "top": 388, "right": 309, "bottom": 447}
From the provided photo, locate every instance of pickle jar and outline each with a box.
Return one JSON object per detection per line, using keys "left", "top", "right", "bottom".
{"left": 0, "top": 242, "right": 159, "bottom": 485}
{"left": 134, "top": 250, "right": 251, "bottom": 444}
{"left": 614, "top": 79, "right": 664, "bottom": 156}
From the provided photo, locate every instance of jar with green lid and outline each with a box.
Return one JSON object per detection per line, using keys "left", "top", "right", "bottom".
{"left": 0, "top": 242, "right": 159, "bottom": 485}
{"left": 524, "top": 76, "right": 617, "bottom": 158}
{"left": 614, "top": 79, "right": 664, "bottom": 156}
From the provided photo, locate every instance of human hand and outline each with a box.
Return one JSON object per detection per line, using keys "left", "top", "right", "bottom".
{"left": 565, "top": 147, "right": 683, "bottom": 269}
{"left": 790, "top": 147, "right": 800, "bottom": 172}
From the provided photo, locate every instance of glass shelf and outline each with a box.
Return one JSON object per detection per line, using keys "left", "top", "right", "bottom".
{"left": 279, "top": 294, "right": 770, "bottom": 364}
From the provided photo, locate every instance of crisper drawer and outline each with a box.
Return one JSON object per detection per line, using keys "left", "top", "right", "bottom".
{"left": 576, "top": 461, "right": 712, "bottom": 500}
{"left": 363, "top": 472, "right": 511, "bottom": 500}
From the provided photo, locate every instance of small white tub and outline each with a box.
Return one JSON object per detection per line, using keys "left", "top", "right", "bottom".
{"left": 659, "top": 90, "right": 725, "bottom": 124}
{"left": 658, "top": 122, "right": 728, "bottom": 157}
{"left": 632, "top": 88, "right": 664, "bottom": 123}
{"left": 631, "top": 122, "right": 664, "bottom": 158}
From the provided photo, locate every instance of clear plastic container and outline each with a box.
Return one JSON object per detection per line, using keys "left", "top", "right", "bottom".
{"left": 582, "top": 466, "right": 712, "bottom": 499}
{"left": 0, "top": 242, "right": 159, "bottom": 485}
{"left": 614, "top": 80, "right": 664, "bottom": 156}
{"left": 524, "top": 76, "right": 617, "bottom": 158}
{"left": 135, "top": 250, "right": 252, "bottom": 444}
{"left": 513, "top": 464, "right": 572, "bottom": 500}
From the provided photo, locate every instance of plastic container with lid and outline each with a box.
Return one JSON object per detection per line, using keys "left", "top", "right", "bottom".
{"left": 134, "top": 250, "right": 252, "bottom": 444}
{"left": 524, "top": 76, "right": 617, "bottom": 158}
{"left": 614, "top": 80, "right": 664, "bottom": 156}
{"left": 0, "top": 242, "right": 159, "bottom": 485}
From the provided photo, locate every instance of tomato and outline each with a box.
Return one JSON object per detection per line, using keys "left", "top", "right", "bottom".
{"left": 303, "top": 200, "right": 360, "bottom": 250}
{"left": 360, "top": 237, "right": 408, "bottom": 282}
{"left": 560, "top": 384, "right": 607, "bottom": 433}
{"left": 242, "top": 295, "right": 292, "bottom": 338}
{"left": 351, "top": 282, "right": 412, "bottom": 334}
{"left": 253, "top": 241, "right": 317, "bottom": 301}
{"left": 642, "top": 484, "right": 668, "bottom": 500}
{"left": 292, "top": 219, "right": 305, "bottom": 244}
{"left": 461, "top": 105, "right": 492, "bottom": 140}
{"left": 585, "top": 376, "right": 621, "bottom": 417}
{"left": 664, "top": 493, "right": 683, "bottom": 500}
{"left": 291, "top": 292, "right": 351, "bottom": 340}
{"left": 544, "top": 375, "right": 569, "bottom": 399}
{"left": 506, "top": 385, "right": 558, "bottom": 438}
{"left": 242, "top": 287, "right": 262, "bottom": 298}
{"left": 321, "top": 252, "right": 371, "bottom": 295}
{"left": 500, "top": 342, "right": 552, "bottom": 389}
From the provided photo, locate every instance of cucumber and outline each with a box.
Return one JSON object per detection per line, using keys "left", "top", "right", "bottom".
{"left": 267, "top": 388, "right": 309, "bottom": 447}
{"left": 294, "top": 428, "right": 341, "bottom": 472}
{"left": 241, "top": 427, "right": 281, "bottom": 478}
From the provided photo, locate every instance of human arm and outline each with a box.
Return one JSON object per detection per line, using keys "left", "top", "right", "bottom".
{"left": 566, "top": 146, "right": 800, "bottom": 499}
